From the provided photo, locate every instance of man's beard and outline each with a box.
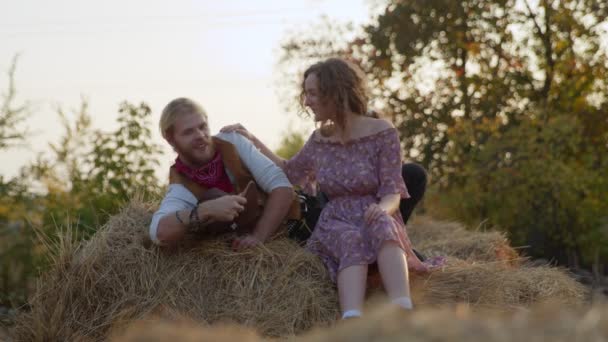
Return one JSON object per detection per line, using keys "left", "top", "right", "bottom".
{"left": 175, "top": 141, "right": 215, "bottom": 168}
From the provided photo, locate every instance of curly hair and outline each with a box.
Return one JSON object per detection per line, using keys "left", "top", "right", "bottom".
{"left": 299, "top": 58, "right": 369, "bottom": 132}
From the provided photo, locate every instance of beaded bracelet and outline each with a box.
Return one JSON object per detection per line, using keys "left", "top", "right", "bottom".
{"left": 188, "top": 206, "right": 207, "bottom": 234}
{"left": 175, "top": 210, "right": 185, "bottom": 225}
{"left": 189, "top": 207, "right": 199, "bottom": 224}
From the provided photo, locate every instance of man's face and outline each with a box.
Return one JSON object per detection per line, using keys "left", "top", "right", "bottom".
{"left": 169, "top": 112, "right": 214, "bottom": 166}
{"left": 304, "top": 73, "right": 336, "bottom": 122}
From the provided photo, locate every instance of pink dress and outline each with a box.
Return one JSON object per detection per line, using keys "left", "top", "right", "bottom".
{"left": 285, "top": 128, "right": 440, "bottom": 282}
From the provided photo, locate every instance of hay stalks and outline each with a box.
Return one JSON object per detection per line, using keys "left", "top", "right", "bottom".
{"left": 11, "top": 202, "right": 591, "bottom": 341}
{"left": 13, "top": 201, "right": 339, "bottom": 341}
{"left": 111, "top": 301, "right": 608, "bottom": 342}
{"left": 408, "top": 217, "right": 520, "bottom": 265}
{"left": 411, "top": 259, "right": 588, "bottom": 308}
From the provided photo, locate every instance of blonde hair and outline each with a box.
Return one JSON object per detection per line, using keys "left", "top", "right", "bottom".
{"left": 159, "top": 97, "right": 208, "bottom": 140}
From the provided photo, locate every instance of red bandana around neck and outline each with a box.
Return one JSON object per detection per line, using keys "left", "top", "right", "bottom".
{"left": 173, "top": 152, "right": 234, "bottom": 194}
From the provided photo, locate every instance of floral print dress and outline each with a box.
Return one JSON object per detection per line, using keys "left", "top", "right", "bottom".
{"left": 285, "top": 127, "right": 441, "bottom": 282}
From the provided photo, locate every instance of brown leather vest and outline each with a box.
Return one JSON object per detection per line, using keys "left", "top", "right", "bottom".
{"left": 169, "top": 137, "right": 300, "bottom": 225}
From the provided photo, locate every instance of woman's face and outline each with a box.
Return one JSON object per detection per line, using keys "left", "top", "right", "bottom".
{"left": 304, "top": 73, "right": 335, "bottom": 122}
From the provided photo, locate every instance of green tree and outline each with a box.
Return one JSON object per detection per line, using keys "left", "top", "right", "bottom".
{"left": 0, "top": 55, "right": 29, "bottom": 149}
{"left": 279, "top": 0, "right": 608, "bottom": 180}
{"left": 0, "top": 172, "right": 39, "bottom": 309}
{"left": 31, "top": 101, "right": 163, "bottom": 238}
{"left": 1, "top": 98, "right": 163, "bottom": 308}
{"left": 0, "top": 56, "right": 37, "bottom": 308}
{"left": 435, "top": 113, "right": 608, "bottom": 267}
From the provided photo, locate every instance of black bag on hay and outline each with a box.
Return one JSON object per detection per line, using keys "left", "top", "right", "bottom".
{"left": 286, "top": 190, "right": 327, "bottom": 244}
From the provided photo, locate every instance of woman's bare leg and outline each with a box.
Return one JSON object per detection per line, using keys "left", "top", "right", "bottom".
{"left": 377, "top": 241, "right": 412, "bottom": 304}
{"left": 337, "top": 264, "right": 368, "bottom": 317}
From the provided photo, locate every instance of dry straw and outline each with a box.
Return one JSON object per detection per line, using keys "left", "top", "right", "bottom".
{"left": 298, "top": 302, "right": 608, "bottom": 342}
{"left": 408, "top": 217, "right": 520, "bottom": 264}
{"left": 410, "top": 259, "right": 588, "bottom": 308}
{"left": 12, "top": 201, "right": 589, "bottom": 341}
{"left": 111, "top": 320, "right": 261, "bottom": 342}
{"left": 111, "top": 302, "right": 608, "bottom": 342}
{"left": 13, "top": 201, "right": 339, "bottom": 341}
{"left": 406, "top": 217, "right": 587, "bottom": 307}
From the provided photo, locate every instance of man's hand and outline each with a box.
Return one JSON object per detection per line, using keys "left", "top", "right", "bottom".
{"left": 197, "top": 195, "right": 247, "bottom": 222}
{"left": 232, "top": 234, "right": 263, "bottom": 251}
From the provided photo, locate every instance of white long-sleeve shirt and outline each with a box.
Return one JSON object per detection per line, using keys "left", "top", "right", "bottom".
{"left": 149, "top": 132, "right": 292, "bottom": 243}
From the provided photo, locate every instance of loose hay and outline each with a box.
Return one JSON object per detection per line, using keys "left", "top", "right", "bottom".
{"left": 298, "top": 302, "right": 608, "bottom": 342}
{"left": 409, "top": 217, "right": 520, "bottom": 264}
{"left": 111, "top": 302, "right": 608, "bottom": 342}
{"left": 13, "top": 201, "right": 339, "bottom": 341}
{"left": 111, "top": 321, "right": 261, "bottom": 342}
{"left": 410, "top": 259, "right": 589, "bottom": 308}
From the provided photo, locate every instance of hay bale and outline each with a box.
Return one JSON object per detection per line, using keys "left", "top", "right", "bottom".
{"left": 410, "top": 259, "right": 589, "bottom": 308}
{"left": 406, "top": 217, "right": 587, "bottom": 308}
{"left": 409, "top": 217, "right": 520, "bottom": 264}
{"left": 111, "top": 320, "right": 262, "bottom": 342}
{"left": 13, "top": 201, "right": 339, "bottom": 341}
{"left": 12, "top": 203, "right": 589, "bottom": 341}
{"left": 112, "top": 302, "right": 608, "bottom": 342}
{"left": 298, "top": 302, "right": 608, "bottom": 342}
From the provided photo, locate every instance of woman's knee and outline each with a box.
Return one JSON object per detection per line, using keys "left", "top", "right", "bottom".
{"left": 337, "top": 264, "right": 369, "bottom": 281}
{"left": 378, "top": 240, "right": 403, "bottom": 254}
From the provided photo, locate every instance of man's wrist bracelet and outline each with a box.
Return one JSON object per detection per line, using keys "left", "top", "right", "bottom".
{"left": 188, "top": 206, "right": 210, "bottom": 233}
{"left": 175, "top": 210, "right": 185, "bottom": 225}
{"left": 189, "top": 207, "right": 200, "bottom": 225}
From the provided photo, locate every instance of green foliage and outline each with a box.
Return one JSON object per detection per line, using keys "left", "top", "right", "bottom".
{"left": 433, "top": 113, "right": 608, "bottom": 266}
{"left": 0, "top": 54, "right": 29, "bottom": 149}
{"left": 0, "top": 92, "right": 162, "bottom": 307}
{"left": 0, "top": 57, "right": 38, "bottom": 308}
{"left": 0, "top": 174, "right": 39, "bottom": 308}
{"left": 30, "top": 101, "right": 163, "bottom": 238}
{"left": 275, "top": 130, "right": 306, "bottom": 159}
{"left": 83, "top": 102, "right": 163, "bottom": 227}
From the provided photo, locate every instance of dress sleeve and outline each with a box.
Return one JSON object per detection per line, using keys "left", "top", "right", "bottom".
{"left": 284, "top": 132, "right": 317, "bottom": 191}
{"left": 377, "top": 129, "right": 410, "bottom": 199}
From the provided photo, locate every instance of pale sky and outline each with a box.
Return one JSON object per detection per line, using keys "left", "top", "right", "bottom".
{"left": 0, "top": 0, "right": 374, "bottom": 180}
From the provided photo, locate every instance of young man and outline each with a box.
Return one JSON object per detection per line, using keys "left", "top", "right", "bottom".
{"left": 149, "top": 98, "right": 296, "bottom": 250}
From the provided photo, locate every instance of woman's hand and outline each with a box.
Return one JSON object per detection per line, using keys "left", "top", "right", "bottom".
{"left": 222, "top": 123, "right": 286, "bottom": 168}
{"left": 220, "top": 123, "right": 255, "bottom": 142}
{"left": 364, "top": 203, "right": 388, "bottom": 226}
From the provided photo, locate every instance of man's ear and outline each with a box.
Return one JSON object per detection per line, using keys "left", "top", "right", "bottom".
{"left": 163, "top": 127, "right": 175, "bottom": 146}
{"left": 165, "top": 135, "right": 177, "bottom": 152}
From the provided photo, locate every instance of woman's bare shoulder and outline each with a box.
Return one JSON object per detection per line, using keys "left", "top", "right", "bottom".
{"left": 361, "top": 116, "right": 394, "bottom": 134}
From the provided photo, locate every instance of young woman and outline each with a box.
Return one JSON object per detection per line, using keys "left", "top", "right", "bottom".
{"left": 222, "top": 58, "right": 443, "bottom": 318}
